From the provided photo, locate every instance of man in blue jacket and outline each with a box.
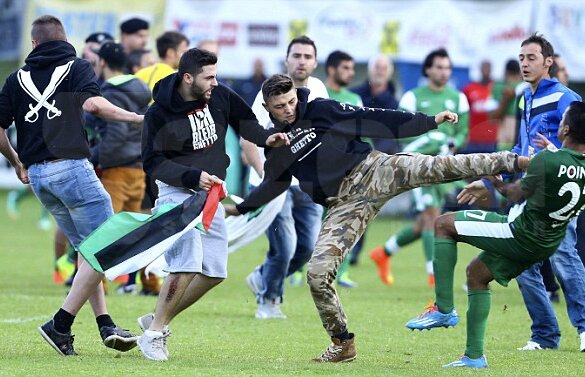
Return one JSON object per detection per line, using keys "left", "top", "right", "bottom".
{"left": 457, "top": 33, "right": 585, "bottom": 353}
{"left": 225, "top": 73, "right": 529, "bottom": 362}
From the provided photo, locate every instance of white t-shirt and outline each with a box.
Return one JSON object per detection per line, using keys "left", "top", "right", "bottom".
{"left": 248, "top": 76, "right": 329, "bottom": 186}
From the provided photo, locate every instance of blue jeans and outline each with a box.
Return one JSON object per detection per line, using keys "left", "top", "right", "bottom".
{"left": 516, "top": 218, "right": 585, "bottom": 348}
{"left": 28, "top": 159, "right": 113, "bottom": 248}
{"left": 259, "top": 186, "right": 322, "bottom": 302}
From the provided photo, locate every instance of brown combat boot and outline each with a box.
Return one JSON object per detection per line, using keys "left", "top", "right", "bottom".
{"left": 312, "top": 333, "right": 356, "bottom": 362}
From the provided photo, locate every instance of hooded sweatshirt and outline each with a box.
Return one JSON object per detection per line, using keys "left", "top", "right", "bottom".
{"left": 91, "top": 75, "right": 150, "bottom": 168}
{"left": 0, "top": 40, "right": 100, "bottom": 167}
{"left": 236, "top": 87, "right": 438, "bottom": 211}
{"left": 142, "top": 73, "right": 275, "bottom": 190}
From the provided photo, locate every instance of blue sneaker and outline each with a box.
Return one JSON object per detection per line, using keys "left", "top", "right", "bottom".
{"left": 443, "top": 355, "right": 487, "bottom": 368}
{"left": 406, "top": 303, "right": 460, "bottom": 330}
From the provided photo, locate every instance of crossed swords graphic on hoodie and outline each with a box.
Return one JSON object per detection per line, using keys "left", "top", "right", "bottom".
{"left": 17, "top": 60, "right": 74, "bottom": 123}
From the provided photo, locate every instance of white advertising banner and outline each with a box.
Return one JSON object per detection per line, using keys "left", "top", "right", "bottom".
{"left": 165, "top": 0, "right": 531, "bottom": 79}
{"left": 534, "top": 0, "right": 585, "bottom": 81}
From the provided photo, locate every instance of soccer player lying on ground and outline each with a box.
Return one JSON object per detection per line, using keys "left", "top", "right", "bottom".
{"left": 405, "top": 101, "right": 585, "bottom": 368}
{"left": 224, "top": 73, "right": 529, "bottom": 362}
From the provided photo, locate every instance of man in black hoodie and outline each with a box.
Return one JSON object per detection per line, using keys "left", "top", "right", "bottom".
{"left": 0, "top": 15, "right": 144, "bottom": 356}
{"left": 136, "top": 48, "right": 288, "bottom": 361}
{"left": 225, "top": 73, "right": 529, "bottom": 362}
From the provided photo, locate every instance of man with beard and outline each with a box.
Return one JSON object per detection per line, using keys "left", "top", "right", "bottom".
{"left": 136, "top": 48, "right": 288, "bottom": 361}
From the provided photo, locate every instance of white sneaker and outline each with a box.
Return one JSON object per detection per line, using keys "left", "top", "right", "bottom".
{"left": 517, "top": 341, "right": 547, "bottom": 350}
{"left": 580, "top": 332, "right": 585, "bottom": 352}
{"left": 137, "top": 313, "right": 170, "bottom": 357}
{"left": 138, "top": 330, "right": 170, "bottom": 361}
{"left": 246, "top": 266, "right": 263, "bottom": 296}
{"left": 255, "top": 301, "right": 287, "bottom": 319}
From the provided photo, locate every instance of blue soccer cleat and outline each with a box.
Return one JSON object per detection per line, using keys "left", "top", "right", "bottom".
{"left": 405, "top": 303, "right": 460, "bottom": 330}
{"left": 443, "top": 355, "right": 488, "bottom": 368}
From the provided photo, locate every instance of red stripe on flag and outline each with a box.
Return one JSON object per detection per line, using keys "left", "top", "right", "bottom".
{"left": 202, "top": 184, "right": 226, "bottom": 231}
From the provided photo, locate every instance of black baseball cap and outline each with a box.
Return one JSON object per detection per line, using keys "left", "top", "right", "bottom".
{"left": 97, "top": 42, "right": 126, "bottom": 68}
{"left": 120, "top": 18, "right": 149, "bottom": 34}
{"left": 85, "top": 32, "right": 114, "bottom": 44}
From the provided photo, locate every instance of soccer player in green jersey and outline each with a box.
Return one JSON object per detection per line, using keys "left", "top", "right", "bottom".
{"left": 371, "top": 48, "right": 469, "bottom": 287}
{"left": 405, "top": 100, "right": 585, "bottom": 368}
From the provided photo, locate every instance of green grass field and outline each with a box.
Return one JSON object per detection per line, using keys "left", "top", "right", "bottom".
{"left": 0, "top": 189, "right": 582, "bottom": 376}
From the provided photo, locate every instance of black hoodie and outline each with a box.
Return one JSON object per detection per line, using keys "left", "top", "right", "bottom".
{"left": 142, "top": 73, "right": 275, "bottom": 190}
{"left": 236, "top": 87, "right": 438, "bottom": 210}
{"left": 0, "top": 40, "right": 100, "bottom": 167}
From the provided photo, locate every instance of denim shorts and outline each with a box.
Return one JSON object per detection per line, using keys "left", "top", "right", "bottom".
{"left": 28, "top": 159, "right": 113, "bottom": 247}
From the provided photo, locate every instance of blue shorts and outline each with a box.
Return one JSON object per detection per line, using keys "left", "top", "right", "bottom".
{"left": 28, "top": 159, "right": 113, "bottom": 248}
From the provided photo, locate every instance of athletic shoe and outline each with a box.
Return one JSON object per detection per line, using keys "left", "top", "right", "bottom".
{"left": 337, "top": 271, "right": 358, "bottom": 288}
{"left": 246, "top": 266, "right": 263, "bottom": 296}
{"left": 116, "top": 284, "right": 137, "bottom": 295}
{"left": 137, "top": 314, "right": 170, "bottom": 357}
{"left": 256, "top": 301, "right": 287, "bottom": 319}
{"left": 517, "top": 340, "right": 549, "bottom": 350}
{"left": 580, "top": 332, "right": 585, "bottom": 352}
{"left": 288, "top": 271, "right": 304, "bottom": 287}
{"left": 99, "top": 325, "right": 139, "bottom": 352}
{"left": 406, "top": 303, "right": 459, "bottom": 330}
{"left": 6, "top": 191, "right": 19, "bottom": 219}
{"left": 138, "top": 330, "right": 170, "bottom": 361}
{"left": 312, "top": 333, "right": 356, "bottom": 363}
{"left": 38, "top": 320, "right": 77, "bottom": 356}
{"left": 443, "top": 355, "right": 487, "bottom": 368}
{"left": 369, "top": 247, "right": 394, "bottom": 285}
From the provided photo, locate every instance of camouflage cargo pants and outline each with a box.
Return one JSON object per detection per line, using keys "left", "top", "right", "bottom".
{"left": 306, "top": 150, "right": 518, "bottom": 336}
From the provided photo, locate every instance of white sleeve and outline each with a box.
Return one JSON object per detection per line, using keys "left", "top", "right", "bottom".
{"left": 398, "top": 91, "right": 417, "bottom": 112}
{"left": 458, "top": 92, "right": 470, "bottom": 113}
{"left": 307, "top": 76, "right": 329, "bottom": 100}
{"left": 251, "top": 90, "right": 273, "bottom": 129}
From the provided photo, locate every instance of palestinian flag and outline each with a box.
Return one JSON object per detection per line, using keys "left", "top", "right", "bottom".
{"left": 79, "top": 184, "right": 225, "bottom": 280}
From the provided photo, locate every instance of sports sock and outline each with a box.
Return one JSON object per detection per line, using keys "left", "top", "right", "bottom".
{"left": 386, "top": 225, "right": 419, "bottom": 255}
{"left": 53, "top": 308, "right": 75, "bottom": 333}
{"left": 433, "top": 238, "right": 457, "bottom": 313}
{"left": 465, "top": 289, "right": 491, "bottom": 359}
{"left": 96, "top": 314, "right": 115, "bottom": 329}
{"left": 421, "top": 230, "right": 434, "bottom": 263}
{"left": 337, "top": 257, "right": 350, "bottom": 277}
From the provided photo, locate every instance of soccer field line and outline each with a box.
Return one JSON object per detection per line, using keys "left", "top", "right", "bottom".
{"left": 0, "top": 315, "right": 49, "bottom": 324}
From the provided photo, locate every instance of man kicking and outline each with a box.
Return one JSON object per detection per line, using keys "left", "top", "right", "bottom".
{"left": 224, "top": 73, "right": 529, "bottom": 362}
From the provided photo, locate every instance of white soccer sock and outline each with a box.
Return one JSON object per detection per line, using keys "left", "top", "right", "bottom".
{"left": 426, "top": 260, "right": 434, "bottom": 275}
{"left": 384, "top": 236, "right": 400, "bottom": 255}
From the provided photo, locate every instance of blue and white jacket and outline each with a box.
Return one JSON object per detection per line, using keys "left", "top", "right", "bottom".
{"left": 513, "top": 78, "right": 581, "bottom": 157}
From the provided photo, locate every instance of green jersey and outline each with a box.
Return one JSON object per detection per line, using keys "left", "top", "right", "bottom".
{"left": 326, "top": 88, "right": 363, "bottom": 106}
{"left": 399, "top": 86, "right": 469, "bottom": 151}
{"left": 514, "top": 148, "right": 585, "bottom": 251}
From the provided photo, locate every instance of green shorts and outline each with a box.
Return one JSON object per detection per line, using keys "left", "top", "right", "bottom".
{"left": 454, "top": 210, "right": 554, "bottom": 287}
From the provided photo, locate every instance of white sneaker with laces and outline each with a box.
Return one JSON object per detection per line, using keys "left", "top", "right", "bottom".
{"left": 256, "top": 301, "right": 287, "bottom": 319}
{"left": 517, "top": 341, "right": 546, "bottom": 350}
{"left": 137, "top": 314, "right": 171, "bottom": 357}
{"left": 580, "top": 332, "right": 585, "bottom": 352}
{"left": 138, "top": 330, "right": 170, "bottom": 361}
